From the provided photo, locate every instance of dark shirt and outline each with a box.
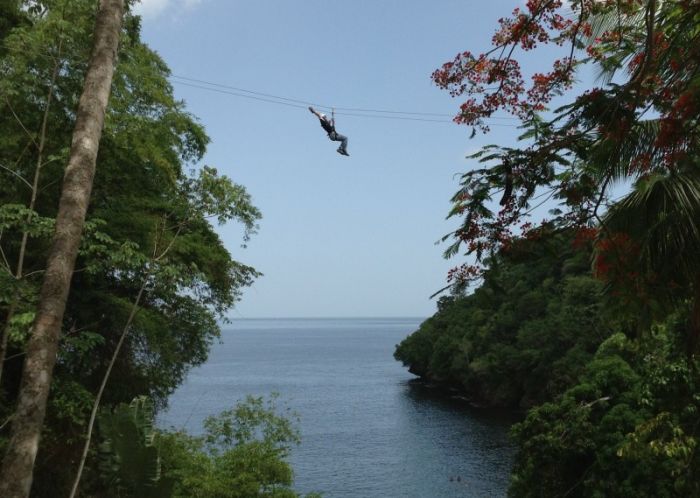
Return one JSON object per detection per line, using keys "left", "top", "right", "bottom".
{"left": 319, "top": 117, "right": 335, "bottom": 135}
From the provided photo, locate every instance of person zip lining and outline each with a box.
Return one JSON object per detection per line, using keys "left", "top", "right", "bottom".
{"left": 309, "top": 106, "right": 349, "bottom": 156}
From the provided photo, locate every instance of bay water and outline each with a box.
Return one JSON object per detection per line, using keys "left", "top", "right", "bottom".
{"left": 159, "top": 318, "right": 515, "bottom": 497}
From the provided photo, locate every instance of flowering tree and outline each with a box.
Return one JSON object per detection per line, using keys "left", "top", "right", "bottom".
{"left": 436, "top": 0, "right": 700, "bottom": 335}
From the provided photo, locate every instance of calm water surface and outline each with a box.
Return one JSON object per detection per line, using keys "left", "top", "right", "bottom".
{"left": 159, "top": 318, "right": 516, "bottom": 497}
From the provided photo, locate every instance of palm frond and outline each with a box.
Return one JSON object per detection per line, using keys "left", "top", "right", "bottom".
{"left": 587, "top": 119, "right": 661, "bottom": 185}
{"left": 602, "top": 171, "right": 700, "bottom": 285}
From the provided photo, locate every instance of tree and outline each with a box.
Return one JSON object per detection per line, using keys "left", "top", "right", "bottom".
{"left": 97, "top": 396, "right": 174, "bottom": 497}
{"left": 597, "top": 171, "right": 700, "bottom": 350}
{"left": 0, "top": 0, "right": 125, "bottom": 495}
{"left": 510, "top": 320, "right": 700, "bottom": 497}
{"left": 426, "top": 4, "right": 700, "bottom": 494}
{"left": 396, "top": 231, "right": 611, "bottom": 408}
{"left": 157, "top": 396, "right": 320, "bottom": 498}
{"left": 433, "top": 1, "right": 700, "bottom": 344}
{"left": 68, "top": 167, "right": 260, "bottom": 497}
{"left": 0, "top": 0, "right": 65, "bottom": 385}
{"left": 1, "top": 2, "right": 261, "bottom": 494}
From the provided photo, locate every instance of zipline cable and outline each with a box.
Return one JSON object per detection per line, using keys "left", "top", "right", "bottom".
{"left": 1, "top": 39, "right": 522, "bottom": 126}
{"left": 170, "top": 74, "right": 518, "bottom": 120}
{"left": 172, "top": 80, "right": 520, "bottom": 126}
{"left": 173, "top": 80, "right": 514, "bottom": 124}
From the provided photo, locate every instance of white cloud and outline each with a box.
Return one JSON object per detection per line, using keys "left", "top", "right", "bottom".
{"left": 133, "top": 0, "right": 205, "bottom": 19}
{"left": 133, "top": 0, "right": 168, "bottom": 18}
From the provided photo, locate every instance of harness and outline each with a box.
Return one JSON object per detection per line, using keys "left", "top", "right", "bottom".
{"left": 320, "top": 117, "right": 335, "bottom": 135}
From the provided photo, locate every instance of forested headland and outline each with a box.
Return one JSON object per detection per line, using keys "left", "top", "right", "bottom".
{"left": 397, "top": 1, "right": 700, "bottom": 496}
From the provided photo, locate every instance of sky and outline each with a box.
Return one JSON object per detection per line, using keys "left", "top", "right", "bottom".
{"left": 132, "top": 0, "right": 539, "bottom": 319}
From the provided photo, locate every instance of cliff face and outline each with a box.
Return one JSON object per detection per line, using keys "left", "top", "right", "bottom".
{"left": 394, "top": 234, "right": 611, "bottom": 409}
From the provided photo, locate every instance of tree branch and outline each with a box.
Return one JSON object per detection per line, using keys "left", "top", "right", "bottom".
{"left": 69, "top": 217, "right": 183, "bottom": 498}
{"left": 0, "top": 164, "right": 32, "bottom": 189}
{"left": 4, "top": 98, "right": 38, "bottom": 149}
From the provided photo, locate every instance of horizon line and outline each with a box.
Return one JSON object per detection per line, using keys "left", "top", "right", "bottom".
{"left": 223, "top": 316, "right": 427, "bottom": 321}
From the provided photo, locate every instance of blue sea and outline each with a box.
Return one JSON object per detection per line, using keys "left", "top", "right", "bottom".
{"left": 159, "top": 318, "right": 515, "bottom": 497}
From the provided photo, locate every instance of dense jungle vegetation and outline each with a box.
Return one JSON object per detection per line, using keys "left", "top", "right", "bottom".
{"left": 396, "top": 232, "right": 610, "bottom": 409}
{"left": 0, "top": 1, "right": 316, "bottom": 496}
{"left": 398, "top": 0, "right": 700, "bottom": 495}
{"left": 396, "top": 233, "right": 699, "bottom": 496}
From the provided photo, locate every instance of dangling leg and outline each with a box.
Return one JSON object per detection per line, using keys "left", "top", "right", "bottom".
{"left": 334, "top": 133, "right": 349, "bottom": 156}
{"left": 340, "top": 134, "right": 349, "bottom": 155}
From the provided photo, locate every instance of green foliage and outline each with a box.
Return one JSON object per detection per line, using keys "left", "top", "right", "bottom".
{"left": 399, "top": 226, "right": 700, "bottom": 494}
{"left": 0, "top": 204, "right": 55, "bottom": 238}
{"left": 0, "top": 1, "right": 261, "bottom": 494}
{"left": 6, "top": 310, "right": 35, "bottom": 344}
{"left": 74, "top": 396, "right": 319, "bottom": 498}
{"left": 395, "top": 232, "right": 610, "bottom": 407}
{"left": 421, "top": 4, "right": 700, "bottom": 493}
{"left": 157, "top": 395, "right": 318, "bottom": 498}
{"left": 97, "top": 396, "right": 174, "bottom": 498}
{"left": 510, "top": 319, "right": 700, "bottom": 497}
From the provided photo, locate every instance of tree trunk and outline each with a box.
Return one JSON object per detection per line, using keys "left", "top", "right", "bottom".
{"left": 0, "top": 1, "right": 124, "bottom": 496}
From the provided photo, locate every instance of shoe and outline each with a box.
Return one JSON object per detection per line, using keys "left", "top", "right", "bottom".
{"left": 337, "top": 148, "right": 349, "bottom": 156}
{"left": 308, "top": 106, "right": 315, "bottom": 113}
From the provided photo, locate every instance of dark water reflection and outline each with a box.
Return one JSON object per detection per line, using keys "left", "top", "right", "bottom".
{"left": 159, "top": 318, "right": 516, "bottom": 497}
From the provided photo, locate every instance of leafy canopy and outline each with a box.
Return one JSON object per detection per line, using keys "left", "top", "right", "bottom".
{"left": 1, "top": 1, "right": 261, "bottom": 494}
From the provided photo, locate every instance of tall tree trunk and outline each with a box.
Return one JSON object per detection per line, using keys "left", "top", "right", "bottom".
{"left": 0, "top": 1, "right": 124, "bottom": 496}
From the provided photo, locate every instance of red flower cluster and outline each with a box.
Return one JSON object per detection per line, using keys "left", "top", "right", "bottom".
{"left": 447, "top": 264, "right": 482, "bottom": 285}
{"left": 432, "top": 0, "right": 590, "bottom": 129}
{"left": 438, "top": 0, "right": 700, "bottom": 294}
{"left": 572, "top": 226, "right": 598, "bottom": 249}
{"left": 593, "top": 232, "right": 638, "bottom": 282}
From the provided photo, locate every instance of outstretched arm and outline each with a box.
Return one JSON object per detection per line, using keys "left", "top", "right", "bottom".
{"left": 308, "top": 106, "right": 322, "bottom": 119}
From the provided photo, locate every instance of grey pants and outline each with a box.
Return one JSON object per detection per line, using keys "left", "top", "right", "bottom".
{"left": 328, "top": 131, "right": 348, "bottom": 152}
